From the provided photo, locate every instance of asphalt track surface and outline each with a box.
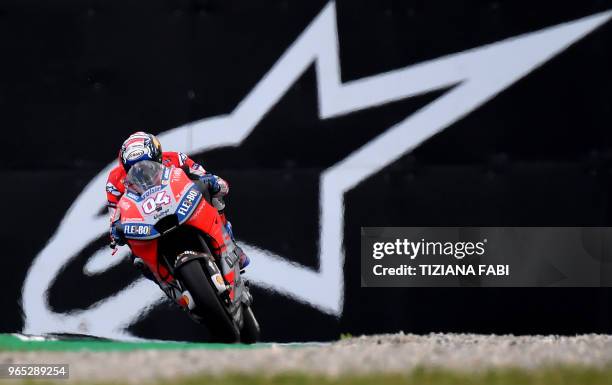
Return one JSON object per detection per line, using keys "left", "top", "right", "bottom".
{"left": 1, "top": 333, "right": 612, "bottom": 382}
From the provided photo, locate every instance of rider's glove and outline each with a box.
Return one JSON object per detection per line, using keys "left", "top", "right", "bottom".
{"left": 199, "top": 174, "right": 221, "bottom": 195}
{"left": 110, "top": 221, "right": 126, "bottom": 247}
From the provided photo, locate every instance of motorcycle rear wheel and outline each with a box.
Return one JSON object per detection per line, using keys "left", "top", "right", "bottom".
{"left": 176, "top": 259, "right": 240, "bottom": 343}
{"left": 240, "top": 305, "right": 260, "bottom": 344}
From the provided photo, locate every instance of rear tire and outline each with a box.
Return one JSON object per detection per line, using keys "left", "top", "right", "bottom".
{"left": 240, "top": 305, "right": 260, "bottom": 343}
{"left": 177, "top": 259, "right": 240, "bottom": 343}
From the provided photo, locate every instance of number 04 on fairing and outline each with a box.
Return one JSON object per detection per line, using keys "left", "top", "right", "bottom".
{"left": 116, "top": 160, "right": 259, "bottom": 343}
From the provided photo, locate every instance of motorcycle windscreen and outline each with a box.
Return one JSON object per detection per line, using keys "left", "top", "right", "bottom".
{"left": 125, "top": 160, "right": 164, "bottom": 196}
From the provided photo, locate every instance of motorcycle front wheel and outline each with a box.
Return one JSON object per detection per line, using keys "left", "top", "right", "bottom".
{"left": 176, "top": 258, "right": 240, "bottom": 343}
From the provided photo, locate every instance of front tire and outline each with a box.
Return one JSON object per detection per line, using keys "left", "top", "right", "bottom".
{"left": 177, "top": 259, "right": 240, "bottom": 343}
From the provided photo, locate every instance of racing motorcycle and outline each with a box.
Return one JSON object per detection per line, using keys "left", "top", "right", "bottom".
{"left": 116, "top": 160, "right": 260, "bottom": 343}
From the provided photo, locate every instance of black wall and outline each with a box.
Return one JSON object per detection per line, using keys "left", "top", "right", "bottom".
{"left": 1, "top": 0, "right": 611, "bottom": 341}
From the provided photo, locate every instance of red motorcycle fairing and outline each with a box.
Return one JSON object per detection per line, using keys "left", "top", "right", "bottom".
{"left": 119, "top": 165, "right": 235, "bottom": 294}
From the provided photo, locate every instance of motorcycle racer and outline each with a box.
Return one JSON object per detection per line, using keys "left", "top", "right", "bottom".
{"left": 106, "top": 132, "right": 250, "bottom": 281}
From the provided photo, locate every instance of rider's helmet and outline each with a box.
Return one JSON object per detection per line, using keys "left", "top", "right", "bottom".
{"left": 119, "top": 131, "right": 163, "bottom": 172}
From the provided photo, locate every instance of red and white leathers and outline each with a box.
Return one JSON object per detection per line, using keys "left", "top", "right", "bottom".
{"left": 106, "top": 151, "right": 230, "bottom": 225}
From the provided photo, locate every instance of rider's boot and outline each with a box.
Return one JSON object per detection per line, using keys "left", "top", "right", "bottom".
{"left": 235, "top": 244, "right": 250, "bottom": 269}
{"left": 214, "top": 199, "right": 250, "bottom": 270}
{"left": 221, "top": 217, "right": 250, "bottom": 269}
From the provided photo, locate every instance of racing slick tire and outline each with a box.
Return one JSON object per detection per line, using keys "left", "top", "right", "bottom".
{"left": 176, "top": 259, "right": 240, "bottom": 343}
{"left": 240, "top": 305, "right": 260, "bottom": 344}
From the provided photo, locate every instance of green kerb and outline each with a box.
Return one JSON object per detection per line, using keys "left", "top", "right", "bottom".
{"left": 0, "top": 334, "right": 270, "bottom": 352}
